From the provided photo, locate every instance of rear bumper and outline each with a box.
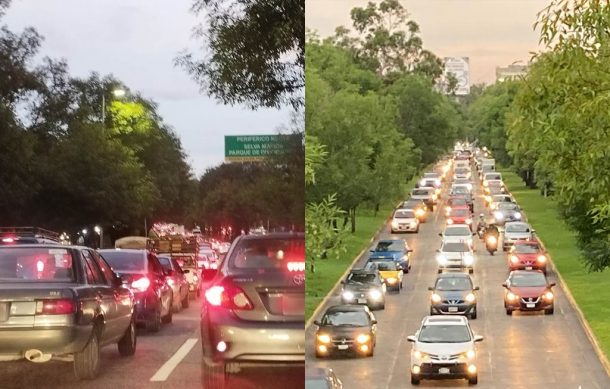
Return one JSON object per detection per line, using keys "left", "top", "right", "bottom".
{"left": 134, "top": 293, "right": 159, "bottom": 323}
{"left": 201, "top": 307, "right": 304, "bottom": 364}
{"left": 392, "top": 223, "right": 418, "bottom": 232}
{"left": 0, "top": 325, "right": 92, "bottom": 357}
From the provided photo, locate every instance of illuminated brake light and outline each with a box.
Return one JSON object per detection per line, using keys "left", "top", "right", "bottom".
{"left": 37, "top": 260, "right": 45, "bottom": 272}
{"left": 36, "top": 299, "right": 75, "bottom": 315}
{"left": 131, "top": 277, "right": 151, "bottom": 292}
{"left": 2, "top": 237, "right": 14, "bottom": 243}
{"left": 205, "top": 282, "right": 254, "bottom": 310}
{"left": 287, "top": 262, "right": 305, "bottom": 272}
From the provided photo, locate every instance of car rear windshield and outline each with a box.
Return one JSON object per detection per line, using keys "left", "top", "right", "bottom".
{"left": 394, "top": 210, "right": 415, "bottom": 218}
{"left": 0, "top": 247, "right": 76, "bottom": 282}
{"left": 442, "top": 243, "right": 469, "bottom": 252}
{"left": 412, "top": 189, "right": 432, "bottom": 196}
{"left": 229, "top": 237, "right": 304, "bottom": 270}
{"left": 369, "top": 260, "right": 395, "bottom": 271}
{"left": 419, "top": 324, "right": 471, "bottom": 343}
{"left": 322, "top": 311, "right": 369, "bottom": 326}
{"left": 374, "top": 241, "right": 403, "bottom": 252}
{"left": 157, "top": 256, "right": 172, "bottom": 270}
{"left": 449, "top": 198, "right": 467, "bottom": 205}
{"left": 436, "top": 277, "right": 472, "bottom": 291}
{"left": 100, "top": 251, "right": 146, "bottom": 271}
{"left": 451, "top": 209, "right": 469, "bottom": 217}
{"left": 505, "top": 224, "right": 530, "bottom": 233}
{"left": 514, "top": 244, "right": 540, "bottom": 254}
{"left": 510, "top": 272, "right": 547, "bottom": 287}
{"left": 444, "top": 227, "right": 471, "bottom": 236}
{"left": 452, "top": 187, "right": 468, "bottom": 194}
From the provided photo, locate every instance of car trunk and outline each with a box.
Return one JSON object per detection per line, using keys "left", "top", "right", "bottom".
{"left": 0, "top": 283, "right": 76, "bottom": 328}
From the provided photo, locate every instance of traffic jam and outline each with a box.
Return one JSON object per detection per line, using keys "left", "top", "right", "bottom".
{"left": 306, "top": 142, "right": 600, "bottom": 388}
{"left": 0, "top": 224, "right": 305, "bottom": 388}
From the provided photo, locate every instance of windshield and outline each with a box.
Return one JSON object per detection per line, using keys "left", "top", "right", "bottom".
{"left": 347, "top": 273, "right": 376, "bottom": 283}
{"left": 100, "top": 251, "right": 146, "bottom": 271}
{"left": 506, "top": 224, "right": 530, "bottom": 233}
{"left": 321, "top": 311, "right": 369, "bottom": 326}
{"left": 444, "top": 227, "right": 471, "bottom": 236}
{"left": 510, "top": 272, "right": 547, "bottom": 287}
{"left": 0, "top": 247, "right": 76, "bottom": 282}
{"left": 514, "top": 244, "right": 540, "bottom": 254}
{"left": 369, "top": 260, "right": 396, "bottom": 271}
{"left": 412, "top": 189, "right": 432, "bottom": 196}
{"left": 442, "top": 242, "right": 469, "bottom": 252}
{"left": 394, "top": 210, "right": 415, "bottom": 218}
{"left": 455, "top": 168, "right": 468, "bottom": 174}
{"left": 230, "top": 237, "right": 304, "bottom": 270}
{"left": 374, "top": 241, "right": 403, "bottom": 252}
{"left": 436, "top": 277, "right": 472, "bottom": 291}
{"left": 418, "top": 324, "right": 472, "bottom": 343}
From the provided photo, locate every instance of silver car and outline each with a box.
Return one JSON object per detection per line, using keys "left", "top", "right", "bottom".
{"left": 502, "top": 222, "right": 535, "bottom": 251}
{"left": 200, "top": 233, "right": 304, "bottom": 386}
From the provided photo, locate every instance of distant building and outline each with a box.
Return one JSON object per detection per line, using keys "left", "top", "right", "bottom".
{"left": 496, "top": 64, "right": 528, "bottom": 82}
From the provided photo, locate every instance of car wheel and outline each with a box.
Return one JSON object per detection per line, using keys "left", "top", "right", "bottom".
{"left": 162, "top": 300, "right": 173, "bottom": 324}
{"left": 74, "top": 329, "right": 101, "bottom": 380}
{"left": 147, "top": 307, "right": 162, "bottom": 332}
{"left": 468, "top": 374, "right": 478, "bottom": 385}
{"left": 411, "top": 374, "right": 420, "bottom": 385}
{"left": 182, "top": 290, "right": 190, "bottom": 308}
{"left": 430, "top": 308, "right": 435, "bottom": 316}
{"left": 202, "top": 359, "right": 227, "bottom": 388}
{"left": 470, "top": 306, "right": 477, "bottom": 320}
{"left": 506, "top": 308, "right": 513, "bottom": 316}
{"left": 545, "top": 306, "right": 554, "bottom": 315}
{"left": 118, "top": 318, "right": 137, "bottom": 357}
{"left": 416, "top": 225, "right": 420, "bottom": 233}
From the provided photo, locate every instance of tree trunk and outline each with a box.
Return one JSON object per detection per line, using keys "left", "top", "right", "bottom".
{"left": 374, "top": 203, "right": 380, "bottom": 216}
{"left": 351, "top": 207, "right": 357, "bottom": 233}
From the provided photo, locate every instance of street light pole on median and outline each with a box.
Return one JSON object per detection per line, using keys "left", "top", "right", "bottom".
{"left": 101, "top": 88, "right": 126, "bottom": 123}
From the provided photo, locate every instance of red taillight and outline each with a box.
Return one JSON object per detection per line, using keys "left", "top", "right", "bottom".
{"left": 36, "top": 299, "right": 75, "bottom": 315}
{"left": 2, "top": 237, "right": 14, "bottom": 243}
{"left": 287, "top": 262, "right": 305, "bottom": 272}
{"left": 205, "top": 282, "right": 253, "bottom": 310}
{"left": 36, "top": 260, "right": 45, "bottom": 272}
{"left": 131, "top": 277, "right": 151, "bottom": 292}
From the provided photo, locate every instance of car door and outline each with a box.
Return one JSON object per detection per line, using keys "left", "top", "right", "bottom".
{"left": 148, "top": 253, "right": 172, "bottom": 315}
{"left": 82, "top": 249, "right": 118, "bottom": 344}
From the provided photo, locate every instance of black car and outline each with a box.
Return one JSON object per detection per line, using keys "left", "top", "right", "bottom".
{"left": 340, "top": 269, "right": 386, "bottom": 310}
{"left": 99, "top": 249, "right": 174, "bottom": 332}
{"left": 0, "top": 243, "right": 136, "bottom": 379}
{"left": 306, "top": 367, "right": 343, "bottom": 389}
{"left": 428, "top": 273, "right": 479, "bottom": 319}
{"left": 314, "top": 305, "right": 377, "bottom": 358}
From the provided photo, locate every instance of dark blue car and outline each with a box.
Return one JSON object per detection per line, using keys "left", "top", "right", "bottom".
{"left": 369, "top": 239, "right": 413, "bottom": 273}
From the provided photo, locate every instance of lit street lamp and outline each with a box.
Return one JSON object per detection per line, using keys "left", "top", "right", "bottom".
{"left": 101, "top": 88, "right": 126, "bottom": 122}
{"left": 94, "top": 225, "right": 103, "bottom": 249}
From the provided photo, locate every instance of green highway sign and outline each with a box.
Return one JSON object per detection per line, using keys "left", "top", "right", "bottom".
{"left": 225, "top": 135, "right": 289, "bottom": 162}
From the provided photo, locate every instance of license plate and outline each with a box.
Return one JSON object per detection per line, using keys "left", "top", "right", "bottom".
{"left": 525, "top": 266, "right": 532, "bottom": 270}
{"left": 526, "top": 303, "right": 535, "bottom": 308}
{"left": 439, "top": 367, "right": 450, "bottom": 374}
{"left": 357, "top": 298, "right": 366, "bottom": 304}
{"left": 282, "top": 294, "right": 304, "bottom": 316}
{"left": 338, "top": 345, "right": 349, "bottom": 350}
{"left": 448, "top": 307, "right": 458, "bottom": 312}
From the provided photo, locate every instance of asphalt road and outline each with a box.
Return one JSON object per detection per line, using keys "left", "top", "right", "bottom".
{"left": 3, "top": 289, "right": 304, "bottom": 389}
{"left": 305, "top": 171, "right": 610, "bottom": 389}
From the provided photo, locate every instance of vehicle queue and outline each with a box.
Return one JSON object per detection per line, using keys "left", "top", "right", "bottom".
{"left": 312, "top": 142, "right": 557, "bottom": 387}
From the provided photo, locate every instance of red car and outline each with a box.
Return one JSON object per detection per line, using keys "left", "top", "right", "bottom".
{"left": 444, "top": 197, "right": 470, "bottom": 217}
{"left": 507, "top": 240, "right": 548, "bottom": 274}
{"left": 446, "top": 207, "right": 473, "bottom": 229}
{"left": 503, "top": 270, "right": 555, "bottom": 315}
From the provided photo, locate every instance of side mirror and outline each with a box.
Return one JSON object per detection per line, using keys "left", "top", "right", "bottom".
{"left": 182, "top": 269, "right": 191, "bottom": 274}
{"left": 501, "top": 282, "right": 507, "bottom": 288}
{"left": 474, "top": 335, "right": 484, "bottom": 342}
{"left": 113, "top": 273, "right": 123, "bottom": 287}
{"left": 407, "top": 335, "right": 417, "bottom": 343}
{"left": 474, "top": 286, "right": 480, "bottom": 290}
{"left": 435, "top": 249, "right": 440, "bottom": 253}
{"left": 549, "top": 282, "right": 556, "bottom": 287}
{"left": 427, "top": 286, "right": 434, "bottom": 291}
{"left": 201, "top": 268, "right": 217, "bottom": 281}
{"left": 438, "top": 233, "right": 442, "bottom": 237}
{"left": 340, "top": 280, "right": 345, "bottom": 285}
{"left": 313, "top": 320, "right": 321, "bottom": 326}
{"left": 472, "top": 232, "right": 476, "bottom": 236}
{"left": 407, "top": 249, "right": 413, "bottom": 253}
{"left": 371, "top": 319, "right": 378, "bottom": 325}
{"left": 531, "top": 229, "right": 536, "bottom": 233}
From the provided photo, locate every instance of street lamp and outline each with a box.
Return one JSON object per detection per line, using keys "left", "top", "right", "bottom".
{"left": 94, "top": 225, "right": 103, "bottom": 249}
{"left": 101, "top": 88, "right": 126, "bottom": 122}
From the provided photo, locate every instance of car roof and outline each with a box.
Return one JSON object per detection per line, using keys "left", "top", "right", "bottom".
{"left": 0, "top": 243, "right": 81, "bottom": 250}
{"left": 236, "top": 232, "right": 303, "bottom": 240}
{"left": 436, "top": 272, "right": 471, "bottom": 279}
{"left": 99, "top": 248, "right": 147, "bottom": 253}
{"left": 423, "top": 316, "right": 468, "bottom": 325}
{"left": 444, "top": 224, "right": 471, "bottom": 231}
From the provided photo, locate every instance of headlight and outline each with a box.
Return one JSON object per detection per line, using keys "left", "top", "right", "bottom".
{"left": 342, "top": 291, "right": 354, "bottom": 300}
{"left": 463, "top": 254, "right": 474, "bottom": 265}
{"left": 466, "top": 349, "right": 476, "bottom": 359}
{"left": 414, "top": 350, "right": 423, "bottom": 359}
{"left": 447, "top": 219, "right": 454, "bottom": 225}
{"left": 416, "top": 209, "right": 425, "bottom": 217}
{"left": 483, "top": 180, "right": 488, "bottom": 187}
{"left": 436, "top": 254, "right": 447, "bottom": 264}
{"left": 514, "top": 212, "right": 522, "bottom": 219}
{"left": 485, "top": 196, "right": 491, "bottom": 203}
{"left": 356, "top": 334, "right": 370, "bottom": 344}
{"left": 193, "top": 275, "right": 199, "bottom": 281}
{"left": 391, "top": 220, "right": 399, "bottom": 228}
{"left": 435, "top": 179, "right": 441, "bottom": 186}
{"left": 466, "top": 218, "right": 472, "bottom": 225}
{"left": 537, "top": 255, "right": 547, "bottom": 263}
{"left": 431, "top": 293, "right": 442, "bottom": 303}
{"left": 490, "top": 203, "right": 497, "bottom": 210}
{"left": 507, "top": 292, "right": 518, "bottom": 301}
{"left": 465, "top": 293, "right": 476, "bottom": 303}
{"left": 432, "top": 194, "right": 438, "bottom": 201}
{"left": 369, "top": 289, "right": 383, "bottom": 300}
{"left": 510, "top": 255, "right": 519, "bottom": 264}
{"left": 445, "top": 206, "right": 451, "bottom": 214}
{"left": 544, "top": 291, "right": 554, "bottom": 300}
{"left": 486, "top": 235, "right": 497, "bottom": 244}
{"left": 467, "top": 184, "right": 473, "bottom": 191}
{"left": 410, "top": 221, "right": 417, "bottom": 227}
{"left": 420, "top": 179, "right": 426, "bottom": 187}
{"left": 317, "top": 334, "right": 331, "bottom": 344}
{"left": 494, "top": 211, "right": 503, "bottom": 220}
{"left": 386, "top": 277, "right": 397, "bottom": 284}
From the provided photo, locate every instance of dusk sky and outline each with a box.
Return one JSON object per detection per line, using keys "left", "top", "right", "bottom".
{"left": 306, "top": 0, "right": 548, "bottom": 84}
{"left": 3, "top": 0, "right": 291, "bottom": 177}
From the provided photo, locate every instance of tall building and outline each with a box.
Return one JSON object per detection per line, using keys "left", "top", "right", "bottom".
{"left": 496, "top": 64, "right": 528, "bottom": 82}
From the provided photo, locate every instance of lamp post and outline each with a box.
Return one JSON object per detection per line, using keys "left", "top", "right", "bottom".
{"left": 94, "top": 225, "right": 103, "bottom": 249}
{"left": 101, "top": 88, "right": 126, "bottom": 123}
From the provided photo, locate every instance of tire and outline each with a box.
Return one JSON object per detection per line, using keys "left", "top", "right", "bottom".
{"left": 545, "top": 306, "right": 554, "bottom": 315}
{"left": 468, "top": 374, "right": 478, "bottom": 385}
{"left": 377, "top": 301, "right": 385, "bottom": 310}
{"left": 162, "top": 300, "right": 173, "bottom": 324}
{"left": 506, "top": 308, "right": 513, "bottom": 316}
{"left": 411, "top": 374, "right": 420, "bottom": 385}
{"left": 181, "top": 290, "right": 190, "bottom": 309}
{"left": 147, "top": 307, "right": 162, "bottom": 332}
{"left": 74, "top": 329, "right": 101, "bottom": 380}
{"left": 202, "top": 359, "right": 227, "bottom": 388}
{"left": 470, "top": 306, "right": 477, "bottom": 320}
{"left": 117, "top": 318, "right": 137, "bottom": 356}
{"left": 395, "top": 285, "right": 401, "bottom": 293}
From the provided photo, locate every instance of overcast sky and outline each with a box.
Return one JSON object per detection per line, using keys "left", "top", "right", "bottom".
{"left": 3, "top": 0, "right": 290, "bottom": 177}
{"left": 306, "top": 0, "right": 548, "bottom": 84}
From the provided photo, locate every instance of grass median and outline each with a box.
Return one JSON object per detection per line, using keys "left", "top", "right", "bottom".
{"left": 305, "top": 176, "right": 419, "bottom": 321}
{"left": 501, "top": 169, "right": 610, "bottom": 360}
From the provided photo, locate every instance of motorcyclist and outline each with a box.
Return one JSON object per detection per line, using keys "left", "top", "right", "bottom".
{"left": 484, "top": 222, "right": 500, "bottom": 240}
{"left": 476, "top": 214, "right": 487, "bottom": 236}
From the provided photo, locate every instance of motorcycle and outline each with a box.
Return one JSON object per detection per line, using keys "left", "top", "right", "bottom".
{"left": 485, "top": 235, "right": 498, "bottom": 255}
{"left": 476, "top": 224, "right": 486, "bottom": 239}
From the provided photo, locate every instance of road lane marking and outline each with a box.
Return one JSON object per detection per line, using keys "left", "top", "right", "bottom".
{"left": 150, "top": 338, "right": 198, "bottom": 382}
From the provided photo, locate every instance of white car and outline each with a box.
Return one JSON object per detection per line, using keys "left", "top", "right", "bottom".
{"left": 453, "top": 168, "right": 471, "bottom": 180}
{"left": 488, "top": 194, "right": 513, "bottom": 210}
{"left": 451, "top": 183, "right": 472, "bottom": 195}
{"left": 411, "top": 187, "right": 438, "bottom": 210}
{"left": 391, "top": 208, "right": 420, "bottom": 233}
{"left": 435, "top": 241, "right": 474, "bottom": 273}
{"left": 439, "top": 225, "right": 474, "bottom": 250}
{"left": 408, "top": 316, "right": 483, "bottom": 385}
{"left": 502, "top": 222, "right": 535, "bottom": 251}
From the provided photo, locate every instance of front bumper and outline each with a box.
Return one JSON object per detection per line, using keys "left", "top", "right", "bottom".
{"left": 505, "top": 298, "right": 553, "bottom": 311}
{"left": 431, "top": 303, "right": 475, "bottom": 315}
{"left": 316, "top": 340, "right": 372, "bottom": 356}
{"left": 413, "top": 362, "right": 474, "bottom": 379}
{"left": 0, "top": 324, "right": 92, "bottom": 358}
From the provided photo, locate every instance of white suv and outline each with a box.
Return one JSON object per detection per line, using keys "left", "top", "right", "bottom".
{"left": 408, "top": 316, "right": 483, "bottom": 385}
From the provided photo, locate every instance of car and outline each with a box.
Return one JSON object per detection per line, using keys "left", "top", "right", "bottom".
{"left": 502, "top": 222, "right": 535, "bottom": 251}
{"left": 174, "top": 255, "right": 202, "bottom": 298}
{"left": 157, "top": 255, "right": 190, "bottom": 311}
{"left": 446, "top": 207, "right": 473, "bottom": 230}
{"left": 410, "top": 187, "right": 437, "bottom": 210}
{"left": 445, "top": 196, "right": 471, "bottom": 216}
{"left": 483, "top": 186, "right": 506, "bottom": 204}
{"left": 0, "top": 227, "right": 62, "bottom": 245}
{"left": 340, "top": 269, "right": 386, "bottom": 310}
{"left": 408, "top": 316, "right": 483, "bottom": 385}
{"left": 453, "top": 167, "right": 471, "bottom": 180}
{"left": 453, "top": 178, "right": 473, "bottom": 192}
{"left": 419, "top": 175, "right": 441, "bottom": 189}
{"left": 365, "top": 258, "right": 403, "bottom": 291}
{"left": 99, "top": 249, "right": 174, "bottom": 332}
{"left": 314, "top": 305, "right": 377, "bottom": 358}
{"left": 508, "top": 240, "right": 548, "bottom": 274}
{"left": 369, "top": 239, "right": 413, "bottom": 273}
{"left": 429, "top": 273, "right": 479, "bottom": 319}
{"left": 218, "top": 242, "right": 231, "bottom": 254}
{"left": 493, "top": 202, "right": 523, "bottom": 226}
{"left": 305, "top": 367, "right": 343, "bottom": 389}
{"left": 439, "top": 225, "right": 475, "bottom": 251}
{"left": 0, "top": 243, "right": 136, "bottom": 379}
{"left": 401, "top": 199, "right": 428, "bottom": 222}
{"left": 435, "top": 241, "right": 475, "bottom": 273}
{"left": 489, "top": 194, "right": 513, "bottom": 210}
{"left": 198, "top": 247, "right": 219, "bottom": 269}
{"left": 391, "top": 208, "right": 420, "bottom": 233}
{"left": 503, "top": 270, "right": 555, "bottom": 315}
{"left": 484, "top": 179, "right": 506, "bottom": 194}
{"left": 200, "top": 232, "right": 305, "bottom": 385}
{"left": 482, "top": 172, "right": 503, "bottom": 186}
{"left": 451, "top": 183, "right": 473, "bottom": 197}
